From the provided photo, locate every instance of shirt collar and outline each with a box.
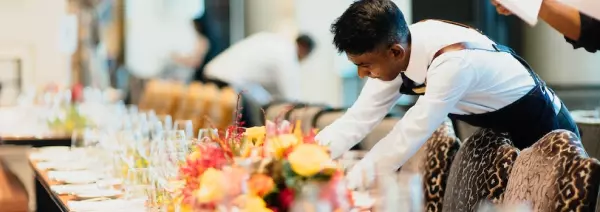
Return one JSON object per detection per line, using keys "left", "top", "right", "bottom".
{"left": 401, "top": 25, "right": 429, "bottom": 85}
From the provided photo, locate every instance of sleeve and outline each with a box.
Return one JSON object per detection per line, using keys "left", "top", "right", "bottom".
{"left": 564, "top": 12, "right": 600, "bottom": 53}
{"left": 361, "top": 57, "right": 473, "bottom": 172}
{"left": 315, "top": 77, "right": 403, "bottom": 158}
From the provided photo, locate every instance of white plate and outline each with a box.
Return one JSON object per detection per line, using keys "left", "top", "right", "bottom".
{"left": 51, "top": 184, "right": 99, "bottom": 195}
{"left": 72, "top": 189, "right": 122, "bottom": 200}
{"left": 37, "top": 161, "right": 89, "bottom": 171}
{"left": 48, "top": 171, "right": 100, "bottom": 184}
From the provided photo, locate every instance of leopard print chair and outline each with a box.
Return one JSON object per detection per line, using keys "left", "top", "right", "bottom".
{"left": 442, "top": 128, "right": 519, "bottom": 212}
{"left": 399, "top": 120, "right": 461, "bottom": 212}
{"left": 502, "top": 130, "right": 600, "bottom": 212}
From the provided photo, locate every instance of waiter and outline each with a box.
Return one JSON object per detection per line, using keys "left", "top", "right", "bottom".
{"left": 204, "top": 32, "right": 315, "bottom": 102}
{"left": 315, "top": 0, "right": 580, "bottom": 188}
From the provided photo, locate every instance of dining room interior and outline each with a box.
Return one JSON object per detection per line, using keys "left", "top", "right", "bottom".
{"left": 0, "top": 0, "right": 599, "bottom": 211}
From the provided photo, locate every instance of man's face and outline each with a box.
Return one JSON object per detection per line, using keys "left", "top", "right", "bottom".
{"left": 347, "top": 44, "right": 407, "bottom": 81}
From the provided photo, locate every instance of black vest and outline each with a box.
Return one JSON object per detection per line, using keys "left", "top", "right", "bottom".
{"left": 400, "top": 20, "right": 579, "bottom": 149}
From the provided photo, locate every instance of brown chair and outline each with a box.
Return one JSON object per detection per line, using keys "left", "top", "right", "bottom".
{"left": 0, "top": 160, "right": 28, "bottom": 212}
{"left": 399, "top": 120, "right": 461, "bottom": 212}
{"left": 287, "top": 105, "right": 328, "bottom": 133}
{"left": 264, "top": 102, "right": 295, "bottom": 122}
{"left": 313, "top": 109, "right": 346, "bottom": 131}
{"left": 214, "top": 87, "right": 238, "bottom": 131}
{"left": 442, "top": 128, "right": 519, "bottom": 212}
{"left": 138, "top": 79, "right": 163, "bottom": 111}
{"left": 502, "top": 130, "right": 600, "bottom": 212}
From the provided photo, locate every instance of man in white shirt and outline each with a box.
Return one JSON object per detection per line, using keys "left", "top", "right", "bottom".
{"left": 204, "top": 33, "right": 315, "bottom": 102}
{"left": 316, "top": 0, "right": 580, "bottom": 188}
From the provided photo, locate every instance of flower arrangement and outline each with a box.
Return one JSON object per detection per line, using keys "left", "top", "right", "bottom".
{"left": 176, "top": 97, "right": 352, "bottom": 211}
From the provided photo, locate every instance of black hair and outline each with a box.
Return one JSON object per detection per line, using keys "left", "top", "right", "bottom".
{"left": 296, "top": 34, "right": 316, "bottom": 55}
{"left": 331, "top": 0, "right": 409, "bottom": 55}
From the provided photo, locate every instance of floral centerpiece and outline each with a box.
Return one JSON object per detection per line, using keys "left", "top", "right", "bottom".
{"left": 177, "top": 99, "right": 352, "bottom": 211}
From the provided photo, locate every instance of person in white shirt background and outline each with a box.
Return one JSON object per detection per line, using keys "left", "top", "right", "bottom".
{"left": 315, "top": 0, "right": 581, "bottom": 188}
{"left": 203, "top": 32, "right": 315, "bottom": 103}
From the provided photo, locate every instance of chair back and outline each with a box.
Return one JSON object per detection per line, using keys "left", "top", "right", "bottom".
{"left": 503, "top": 130, "right": 600, "bottom": 212}
{"left": 442, "top": 128, "right": 519, "bottom": 212}
{"left": 313, "top": 109, "right": 346, "bottom": 131}
{"left": 264, "top": 102, "right": 295, "bottom": 121}
{"left": 399, "top": 120, "right": 461, "bottom": 212}
{"left": 288, "top": 105, "right": 328, "bottom": 132}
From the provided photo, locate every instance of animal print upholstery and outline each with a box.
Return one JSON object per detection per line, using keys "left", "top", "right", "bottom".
{"left": 442, "top": 128, "right": 519, "bottom": 212}
{"left": 400, "top": 120, "right": 461, "bottom": 212}
{"left": 502, "top": 130, "right": 600, "bottom": 212}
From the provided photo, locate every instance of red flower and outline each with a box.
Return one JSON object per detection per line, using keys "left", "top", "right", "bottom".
{"left": 278, "top": 188, "right": 295, "bottom": 211}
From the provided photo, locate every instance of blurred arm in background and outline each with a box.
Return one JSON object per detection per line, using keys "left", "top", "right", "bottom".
{"left": 492, "top": 0, "right": 600, "bottom": 52}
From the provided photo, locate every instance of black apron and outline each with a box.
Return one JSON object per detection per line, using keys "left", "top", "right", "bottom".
{"left": 400, "top": 21, "right": 580, "bottom": 149}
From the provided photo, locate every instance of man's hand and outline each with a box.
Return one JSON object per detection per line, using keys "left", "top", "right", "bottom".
{"left": 345, "top": 160, "right": 375, "bottom": 190}
{"left": 491, "top": 0, "right": 513, "bottom": 16}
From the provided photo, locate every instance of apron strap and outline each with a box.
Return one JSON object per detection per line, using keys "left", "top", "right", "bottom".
{"left": 418, "top": 19, "right": 484, "bottom": 34}
{"left": 430, "top": 42, "right": 545, "bottom": 87}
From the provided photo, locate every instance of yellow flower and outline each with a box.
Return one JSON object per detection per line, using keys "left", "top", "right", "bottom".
{"left": 268, "top": 134, "right": 298, "bottom": 158}
{"left": 245, "top": 126, "right": 266, "bottom": 145}
{"left": 194, "top": 168, "right": 226, "bottom": 203}
{"left": 287, "top": 144, "right": 331, "bottom": 176}
{"left": 187, "top": 151, "right": 202, "bottom": 161}
{"left": 234, "top": 194, "right": 272, "bottom": 212}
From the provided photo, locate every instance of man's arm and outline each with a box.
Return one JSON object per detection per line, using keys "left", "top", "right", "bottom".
{"left": 538, "top": 0, "right": 582, "bottom": 41}
{"left": 316, "top": 76, "right": 403, "bottom": 158}
{"left": 359, "top": 57, "right": 472, "bottom": 172}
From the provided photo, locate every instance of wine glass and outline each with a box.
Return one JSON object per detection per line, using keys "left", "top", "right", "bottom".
{"left": 174, "top": 119, "right": 194, "bottom": 139}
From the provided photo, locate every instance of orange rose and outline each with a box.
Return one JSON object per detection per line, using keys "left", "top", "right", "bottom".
{"left": 247, "top": 174, "right": 276, "bottom": 197}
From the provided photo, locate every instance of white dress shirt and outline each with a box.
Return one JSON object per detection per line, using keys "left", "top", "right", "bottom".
{"left": 316, "top": 20, "right": 561, "bottom": 172}
{"left": 204, "top": 32, "right": 301, "bottom": 101}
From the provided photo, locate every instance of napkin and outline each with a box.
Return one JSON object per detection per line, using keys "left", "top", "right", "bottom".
{"left": 48, "top": 171, "right": 100, "bottom": 184}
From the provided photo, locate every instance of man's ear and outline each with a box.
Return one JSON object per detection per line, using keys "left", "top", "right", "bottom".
{"left": 390, "top": 44, "right": 406, "bottom": 59}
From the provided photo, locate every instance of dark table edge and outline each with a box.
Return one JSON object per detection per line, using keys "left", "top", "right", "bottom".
{"left": 30, "top": 160, "right": 70, "bottom": 212}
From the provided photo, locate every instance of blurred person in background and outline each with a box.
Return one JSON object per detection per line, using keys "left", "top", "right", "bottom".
{"left": 492, "top": 0, "right": 600, "bottom": 53}
{"left": 172, "top": 12, "right": 226, "bottom": 82}
{"left": 204, "top": 33, "right": 315, "bottom": 102}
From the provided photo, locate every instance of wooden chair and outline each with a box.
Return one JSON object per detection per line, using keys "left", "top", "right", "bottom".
{"left": 399, "top": 120, "right": 461, "bottom": 212}
{"left": 197, "top": 84, "right": 220, "bottom": 129}
{"left": 0, "top": 160, "right": 28, "bottom": 212}
{"left": 502, "top": 130, "right": 600, "bottom": 212}
{"left": 214, "top": 87, "right": 238, "bottom": 131}
{"left": 138, "top": 79, "right": 163, "bottom": 111}
{"left": 442, "top": 128, "right": 519, "bottom": 212}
